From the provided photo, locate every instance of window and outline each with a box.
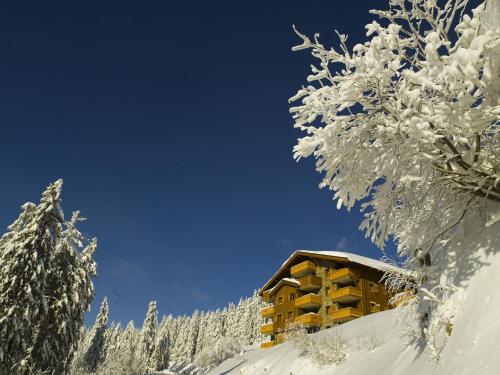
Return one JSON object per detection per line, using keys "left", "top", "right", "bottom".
{"left": 278, "top": 296, "right": 283, "bottom": 304}
{"left": 369, "top": 283, "right": 379, "bottom": 293}
{"left": 290, "top": 293, "right": 295, "bottom": 301}
{"left": 325, "top": 286, "right": 330, "bottom": 296}
{"left": 276, "top": 314, "right": 282, "bottom": 322}
{"left": 288, "top": 311, "right": 294, "bottom": 319}
{"left": 325, "top": 268, "right": 330, "bottom": 278}
{"left": 326, "top": 305, "right": 331, "bottom": 315}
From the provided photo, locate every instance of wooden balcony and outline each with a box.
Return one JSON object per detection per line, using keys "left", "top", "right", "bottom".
{"left": 329, "top": 286, "right": 362, "bottom": 303}
{"left": 260, "top": 341, "right": 276, "bottom": 349}
{"left": 294, "top": 313, "right": 322, "bottom": 327}
{"left": 329, "top": 268, "right": 360, "bottom": 285}
{"left": 291, "top": 260, "right": 316, "bottom": 278}
{"left": 331, "top": 307, "right": 362, "bottom": 322}
{"left": 294, "top": 293, "right": 322, "bottom": 310}
{"left": 260, "top": 305, "right": 275, "bottom": 318}
{"left": 260, "top": 322, "right": 275, "bottom": 335}
{"left": 299, "top": 274, "right": 322, "bottom": 292}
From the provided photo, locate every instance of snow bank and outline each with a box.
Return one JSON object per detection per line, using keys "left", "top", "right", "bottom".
{"left": 210, "top": 222, "right": 500, "bottom": 375}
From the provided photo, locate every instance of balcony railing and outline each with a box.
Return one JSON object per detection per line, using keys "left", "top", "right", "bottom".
{"left": 294, "top": 293, "right": 322, "bottom": 310}
{"left": 329, "top": 286, "right": 362, "bottom": 303}
{"left": 329, "top": 268, "right": 360, "bottom": 285}
{"left": 291, "top": 260, "right": 316, "bottom": 278}
{"left": 260, "top": 305, "right": 275, "bottom": 318}
{"left": 260, "top": 341, "right": 276, "bottom": 349}
{"left": 331, "top": 307, "right": 362, "bottom": 322}
{"left": 260, "top": 322, "right": 275, "bottom": 335}
{"left": 299, "top": 274, "right": 322, "bottom": 292}
{"left": 294, "top": 313, "right": 322, "bottom": 327}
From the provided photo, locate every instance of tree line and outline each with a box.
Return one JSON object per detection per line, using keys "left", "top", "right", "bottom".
{"left": 0, "top": 181, "right": 265, "bottom": 375}
{"left": 71, "top": 292, "right": 264, "bottom": 374}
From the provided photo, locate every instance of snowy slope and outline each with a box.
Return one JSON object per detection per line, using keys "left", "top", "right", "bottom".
{"left": 209, "top": 221, "right": 500, "bottom": 375}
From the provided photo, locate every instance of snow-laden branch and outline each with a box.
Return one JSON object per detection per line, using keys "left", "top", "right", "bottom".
{"left": 290, "top": 0, "right": 500, "bottom": 257}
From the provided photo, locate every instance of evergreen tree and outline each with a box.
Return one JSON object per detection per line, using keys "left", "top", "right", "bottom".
{"left": 34, "top": 211, "right": 97, "bottom": 374}
{"left": 224, "top": 303, "right": 238, "bottom": 340}
{"left": 115, "top": 320, "right": 143, "bottom": 375}
{"left": 0, "top": 180, "right": 98, "bottom": 374}
{"left": 0, "top": 180, "right": 63, "bottom": 374}
{"left": 151, "top": 315, "right": 172, "bottom": 371}
{"left": 194, "top": 311, "right": 209, "bottom": 356}
{"left": 139, "top": 300, "right": 158, "bottom": 372}
{"left": 93, "top": 323, "right": 125, "bottom": 375}
{"left": 170, "top": 316, "right": 189, "bottom": 364}
{"left": 83, "top": 297, "right": 109, "bottom": 372}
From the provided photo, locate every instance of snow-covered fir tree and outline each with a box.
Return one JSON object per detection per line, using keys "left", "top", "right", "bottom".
{"left": 0, "top": 181, "right": 63, "bottom": 373}
{"left": 0, "top": 180, "right": 97, "bottom": 375}
{"left": 95, "top": 320, "right": 143, "bottom": 375}
{"left": 194, "top": 311, "right": 209, "bottom": 356}
{"left": 39, "top": 211, "right": 97, "bottom": 374}
{"left": 139, "top": 300, "right": 158, "bottom": 373}
{"left": 82, "top": 297, "right": 109, "bottom": 372}
{"left": 151, "top": 314, "right": 173, "bottom": 371}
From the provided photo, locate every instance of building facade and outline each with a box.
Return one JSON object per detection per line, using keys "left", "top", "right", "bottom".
{"left": 259, "top": 250, "right": 402, "bottom": 349}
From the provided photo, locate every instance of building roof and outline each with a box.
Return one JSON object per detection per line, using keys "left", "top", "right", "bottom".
{"left": 266, "top": 277, "right": 300, "bottom": 296}
{"left": 260, "top": 249, "right": 407, "bottom": 296}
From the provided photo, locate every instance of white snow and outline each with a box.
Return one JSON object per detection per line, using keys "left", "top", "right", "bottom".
{"left": 209, "top": 221, "right": 500, "bottom": 375}
{"left": 265, "top": 277, "right": 300, "bottom": 295}
{"left": 279, "top": 250, "right": 405, "bottom": 273}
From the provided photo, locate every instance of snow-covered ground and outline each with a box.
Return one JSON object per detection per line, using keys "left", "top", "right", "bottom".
{"left": 208, "top": 220, "right": 500, "bottom": 375}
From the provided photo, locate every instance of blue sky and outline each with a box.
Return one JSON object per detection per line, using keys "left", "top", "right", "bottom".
{"left": 0, "top": 0, "right": 397, "bottom": 325}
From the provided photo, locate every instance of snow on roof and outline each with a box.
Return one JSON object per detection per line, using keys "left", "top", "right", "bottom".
{"left": 266, "top": 277, "right": 299, "bottom": 295}
{"left": 287, "top": 250, "right": 405, "bottom": 273}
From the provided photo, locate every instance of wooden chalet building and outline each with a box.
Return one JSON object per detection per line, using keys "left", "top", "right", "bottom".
{"left": 259, "top": 250, "right": 405, "bottom": 349}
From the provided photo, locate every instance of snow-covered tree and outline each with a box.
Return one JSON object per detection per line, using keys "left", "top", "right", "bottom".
{"left": 290, "top": 0, "right": 500, "bottom": 356}
{"left": 83, "top": 297, "right": 109, "bottom": 372}
{"left": 171, "top": 311, "right": 201, "bottom": 364}
{"left": 291, "top": 0, "right": 500, "bottom": 255}
{"left": 194, "top": 311, "right": 209, "bottom": 356}
{"left": 194, "top": 336, "right": 242, "bottom": 371}
{"left": 95, "top": 320, "right": 144, "bottom": 375}
{"left": 139, "top": 300, "right": 158, "bottom": 372}
{"left": 224, "top": 302, "right": 238, "bottom": 341}
{"left": 151, "top": 315, "right": 173, "bottom": 371}
{"left": 0, "top": 181, "right": 63, "bottom": 373}
{"left": 36, "top": 211, "right": 97, "bottom": 374}
{"left": 0, "top": 180, "right": 97, "bottom": 374}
